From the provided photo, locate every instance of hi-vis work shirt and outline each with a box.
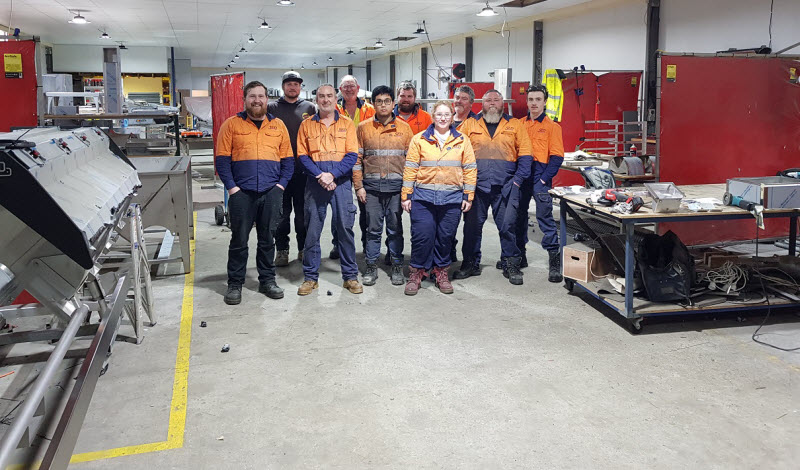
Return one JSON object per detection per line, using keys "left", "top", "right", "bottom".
{"left": 353, "top": 115, "right": 414, "bottom": 193}
{"left": 543, "top": 68, "right": 564, "bottom": 122}
{"left": 296, "top": 110, "right": 359, "bottom": 183}
{"left": 524, "top": 112, "right": 565, "bottom": 184}
{"left": 458, "top": 114, "right": 533, "bottom": 194}
{"left": 337, "top": 97, "right": 375, "bottom": 127}
{"left": 402, "top": 124, "right": 477, "bottom": 205}
{"left": 394, "top": 103, "right": 433, "bottom": 134}
{"left": 215, "top": 111, "right": 294, "bottom": 191}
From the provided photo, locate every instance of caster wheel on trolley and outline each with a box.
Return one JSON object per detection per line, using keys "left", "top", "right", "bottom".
{"left": 214, "top": 204, "right": 226, "bottom": 226}
{"left": 628, "top": 318, "right": 643, "bottom": 335}
{"left": 564, "top": 279, "right": 575, "bottom": 292}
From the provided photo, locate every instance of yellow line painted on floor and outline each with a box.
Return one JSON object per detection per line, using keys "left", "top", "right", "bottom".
{"left": 69, "top": 211, "right": 198, "bottom": 465}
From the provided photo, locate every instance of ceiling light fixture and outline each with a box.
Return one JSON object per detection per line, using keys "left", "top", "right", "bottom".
{"left": 477, "top": 1, "right": 498, "bottom": 17}
{"left": 346, "top": 48, "right": 355, "bottom": 55}
{"left": 259, "top": 18, "right": 271, "bottom": 29}
{"left": 374, "top": 39, "right": 384, "bottom": 48}
{"left": 234, "top": 53, "right": 240, "bottom": 59}
{"left": 100, "top": 31, "right": 111, "bottom": 39}
{"left": 413, "top": 22, "right": 426, "bottom": 35}
{"left": 69, "top": 11, "right": 90, "bottom": 24}
{"left": 119, "top": 44, "right": 127, "bottom": 50}
{"left": 248, "top": 35, "right": 255, "bottom": 43}
{"left": 277, "top": 0, "right": 295, "bottom": 6}
{"left": 301, "top": 64, "right": 305, "bottom": 69}
{"left": 239, "top": 47, "right": 246, "bottom": 52}
{"left": 327, "top": 56, "right": 333, "bottom": 61}
{"left": 312, "top": 60, "right": 318, "bottom": 66}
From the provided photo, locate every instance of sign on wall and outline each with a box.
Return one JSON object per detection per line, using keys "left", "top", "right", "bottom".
{"left": 3, "top": 53, "right": 22, "bottom": 78}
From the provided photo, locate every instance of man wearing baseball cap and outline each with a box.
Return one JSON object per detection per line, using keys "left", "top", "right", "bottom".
{"left": 269, "top": 71, "right": 317, "bottom": 267}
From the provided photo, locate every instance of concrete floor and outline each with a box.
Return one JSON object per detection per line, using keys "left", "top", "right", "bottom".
{"left": 9, "top": 175, "right": 799, "bottom": 469}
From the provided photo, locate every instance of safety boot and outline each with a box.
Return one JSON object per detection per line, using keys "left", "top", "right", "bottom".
{"left": 390, "top": 262, "right": 405, "bottom": 285}
{"left": 258, "top": 281, "right": 285, "bottom": 299}
{"left": 453, "top": 259, "right": 481, "bottom": 279}
{"left": 548, "top": 250, "right": 563, "bottom": 283}
{"left": 405, "top": 267, "right": 426, "bottom": 295}
{"left": 224, "top": 285, "right": 242, "bottom": 305}
{"left": 329, "top": 247, "right": 340, "bottom": 260}
{"left": 503, "top": 257, "right": 524, "bottom": 285}
{"left": 297, "top": 280, "right": 319, "bottom": 296}
{"left": 432, "top": 266, "right": 454, "bottom": 294}
{"left": 343, "top": 279, "right": 364, "bottom": 294}
{"left": 275, "top": 250, "right": 289, "bottom": 267}
{"left": 362, "top": 263, "right": 378, "bottom": 286}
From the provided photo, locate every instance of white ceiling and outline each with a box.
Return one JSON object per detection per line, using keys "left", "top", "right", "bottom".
{"left": 2, "top": 0, "right": 594, "bottom": 69}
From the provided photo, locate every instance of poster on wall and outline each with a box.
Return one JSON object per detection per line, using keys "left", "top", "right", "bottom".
{"left": 4, "top": 53, "right": 22, "bottom": 78}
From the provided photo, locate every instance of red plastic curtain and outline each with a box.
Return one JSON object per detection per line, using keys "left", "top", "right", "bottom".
{"left": 211, "top": 72, "right": 245, "bottom": 162}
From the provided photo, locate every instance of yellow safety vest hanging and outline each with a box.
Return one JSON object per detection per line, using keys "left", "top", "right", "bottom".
{"left": 543, "top": 69, "right": 564, "bottom": 122}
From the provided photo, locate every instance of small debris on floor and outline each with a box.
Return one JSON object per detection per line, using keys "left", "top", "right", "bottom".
{"left": 327, "top": 290, "right": 332, "bottom": 296}
{"left": 221, "top": 344, "right": 230, "bottom": 353}
{"left": 200, "top": 321, "right": 207, "bottom": 327}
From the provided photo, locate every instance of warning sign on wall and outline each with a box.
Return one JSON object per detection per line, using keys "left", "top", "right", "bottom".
{"left": 4, "top": 53, "right": 22, "bottom": 78}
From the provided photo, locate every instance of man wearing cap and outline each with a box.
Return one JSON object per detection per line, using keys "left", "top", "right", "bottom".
{"left": 269, "top": 71, "right": 317, "bottom": 267}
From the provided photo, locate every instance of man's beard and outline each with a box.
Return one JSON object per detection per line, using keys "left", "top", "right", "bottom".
{"left": 247, "top": 103, "right": 266, "bottom": 119}
{"left": 398, "top": 102, "right": 415, "bottom": 114}
{"left": 284, "top": 90, "right": 299, "bottom": 99}
{"left": 483, "top": 109, "right": 501, "bottom": 124}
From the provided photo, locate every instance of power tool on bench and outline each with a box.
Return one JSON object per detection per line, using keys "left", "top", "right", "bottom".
{"left": 596, "top": 189, "right": 644, "bottom": 214}
{"left": 722, "top": 191, "right": 765, "bottom": 229}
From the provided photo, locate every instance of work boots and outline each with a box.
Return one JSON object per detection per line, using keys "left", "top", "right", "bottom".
{"left": 405, "top": 267, "right": 426, "bottom": 295}
{"left": 390, "top": 262, "right": 405, "bottom": 285}
{"left": 343, "top": 279, "right": 364, "bottom": 294}
{"left": 496, "top": 253, "right": 527, "bottom": 270}
{"left": 453, "top": 259, "right": 481, "bottom": 279}
{"left": 275, "top": 249, "right": 289, "bottom": 267}
{"left": 224, "top": 285, "right": 242, "bottom": 305}
{"left": 503, "top": 257, "right": 524, "bottom": 285}
{"left": 432, "top": 266, "right": 454, "bottom": 294}
{"left": 362, "top": 263, "right": 379, "bottom": 286}
{"left": 548, "top": 250, "right": 563, "bottom": 283}
{"left": 258, "top": 281, "right": 285, "bottom": 299}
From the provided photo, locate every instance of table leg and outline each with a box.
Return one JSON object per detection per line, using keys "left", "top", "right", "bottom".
{"left": 559, "top": 198, "right": 568, "bottom": 250}
{"left": 624, "top": 222, "right": 635, "bottom": 318}
{"left": 790, "top": 214, "right": 797, "bottom": 257}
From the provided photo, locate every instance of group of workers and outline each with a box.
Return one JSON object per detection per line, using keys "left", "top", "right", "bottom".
{"left": 215, "top": 70, "right": 564, "bottom": 305}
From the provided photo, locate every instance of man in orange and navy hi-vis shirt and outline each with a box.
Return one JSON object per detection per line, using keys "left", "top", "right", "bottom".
{"left": 519, "top": 84, "right": 565, "bottom": 283}
{"left": 296, "top": 84, "right": 363, "bottom": 296}
{"left": 394, "top": 81, "right": 433, "bottom": 134}
{"left": 215, "top": 81, "right": 294, "bottom": 305}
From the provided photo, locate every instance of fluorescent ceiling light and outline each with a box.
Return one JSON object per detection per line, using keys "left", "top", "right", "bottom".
{"left": 477, "top": 2, "right": 498, "bottom": 16}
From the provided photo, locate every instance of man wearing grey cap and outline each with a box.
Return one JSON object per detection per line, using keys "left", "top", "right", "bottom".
{"left": 269, "top": 71, "right": 317, "bottom": 266}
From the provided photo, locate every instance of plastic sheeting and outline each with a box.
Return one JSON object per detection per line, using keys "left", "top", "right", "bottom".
{"left": 658, "top": 55, "right": 800, "bottom": 243}
{"left": 211, "top": 72, "right": 245, "bottom": 160}
{"left": 184, "top": 96, "right": 212, "bottom": 122}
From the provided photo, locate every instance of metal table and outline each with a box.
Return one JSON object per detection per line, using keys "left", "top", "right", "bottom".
{"left": 553, "top": 183, "right": 799, "bottom": 332}
{"left": 130, "top": 156, "right": 193, "bottom": 274}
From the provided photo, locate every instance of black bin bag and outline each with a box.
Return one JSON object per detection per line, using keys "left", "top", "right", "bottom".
{"left": 636, "top": 230, "right": 694, "bottom": 302}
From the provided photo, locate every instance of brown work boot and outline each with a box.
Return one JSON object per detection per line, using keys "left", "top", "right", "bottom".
{"left": 404, "top": 267, "right": 426, "bottom": 296}
{"left": 297, "top": 280, "right": 318, "bottom": 296}
{"left": 343, "top": 279, "right": 363, "bottom": 294}
{"left": 432, "top": 266, "right": 454, "bottom": 294}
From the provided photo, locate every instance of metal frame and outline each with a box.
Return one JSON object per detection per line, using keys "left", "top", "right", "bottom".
{"left": 557, "top": 194, "right": 799, "bottom": 331}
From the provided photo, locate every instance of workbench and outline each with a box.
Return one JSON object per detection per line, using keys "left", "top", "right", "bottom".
{"left": 558, "top": 163, "right": 656, "bottom": 186}
{"left": 553, "top": 184, "right": 799, "bottom": 332}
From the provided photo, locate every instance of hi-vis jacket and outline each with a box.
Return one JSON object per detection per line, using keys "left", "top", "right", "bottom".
{"left": 402, "top": 124, "right": 477, "bottom": 205}
{"left": 296, "top": 110, "right": 359, "bottom": 184}
{"left": 215, "top": 111, "right": 294, "bottom": 191}
{"left": 337, "top": 97, "right": 375, "bottom": 127}
{"left": 353, "top": 115, "right": 414, "bottom": 193}
{"left": 458, "top": 114, "right": 533, "bottom": 194}
{"left": 543, "top": 68, "right": 564, "bottom": 122}
{"left": 524, "top": 112, "right": 565, "bottom": 184}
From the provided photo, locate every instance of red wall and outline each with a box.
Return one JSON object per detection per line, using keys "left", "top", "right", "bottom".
{"left": 658, "top": 55, "right": 800, "bottom": 242}
{"left": 0, "top": 40, "right": 38, "bottom": 131}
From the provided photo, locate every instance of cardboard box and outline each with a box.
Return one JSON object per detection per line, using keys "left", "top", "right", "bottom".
{"left": 563, "top": 243, "right": 612, "bottom": 283}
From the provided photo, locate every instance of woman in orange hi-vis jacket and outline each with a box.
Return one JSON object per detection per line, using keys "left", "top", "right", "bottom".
{"left": 401, "top": 100, "right": 477, "bottom": 296}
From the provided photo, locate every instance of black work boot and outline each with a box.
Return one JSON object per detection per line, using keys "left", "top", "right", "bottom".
{"left": 329, "top": 247, "right": 340, "bottom": 260}
{"left": 548, "top": 250, "right": 563, "bottom": 283}
{"left": 224, "top": 285, "right": 242, "bottom": 305}
{"left": 453, "top": 259, "right": 481, "bottom": 279}
{"left": 503, "top": 257, "right": 524, "bottom": 285}
{"left": 363, "top": 263, "right": 378, "bottom": 286}
{"left": 390, "top": 262, "right": 405, "bottom": 285}
{"left": 495, "top": 259, "right": 505, "bottom": 270}
{"left": 259, "top": 281, "right": 285, "bottom": 299}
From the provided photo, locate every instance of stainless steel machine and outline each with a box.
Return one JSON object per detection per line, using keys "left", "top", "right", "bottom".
{"left": 0, "top": 127, "right": 152, "bottom": 468}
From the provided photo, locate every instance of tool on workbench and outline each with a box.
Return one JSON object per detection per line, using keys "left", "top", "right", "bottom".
{"left": 722, "top": 192, "right": 765, "bottom": 229}
{"left": 598, "top": 189, "right": 644, "bottom": 214}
